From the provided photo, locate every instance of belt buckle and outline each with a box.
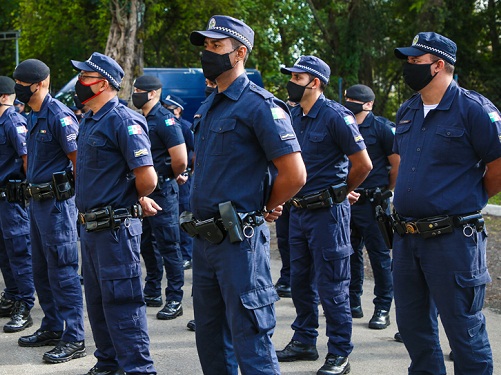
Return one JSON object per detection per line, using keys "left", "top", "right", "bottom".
{"left": 405, "top": 222, "right": 418, "bottom": 234}
{"left": 291, "top": 199, "right": 302, "bottom": 208}
{"left": 78, "top": 212, "right": 86, "bottom": 224}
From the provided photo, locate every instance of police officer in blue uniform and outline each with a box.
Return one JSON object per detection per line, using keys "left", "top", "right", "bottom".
{"left": 133, "top": 76, "right": 187, "bottom": 318}
{"left": 189, "top": 15, "right": 306, "bottom": 375}
{"left": 0, "top": 76, "right": 35, "bottom": 333}
{"left": 162, "top": 94, "right": 195, "bottom": 270}
{"left": 344, "top": 84, "right": 399, "bottom": 329}
{"left": 13, "top": 59, "right": 86, "bottom": 364}
{"left": 392, "top": 32, "right": 501, "bottom": 375}
{"left": 276, "top": 56, "right": 372, "bottom": 375}
{"left": 71, "top": 52, "right": 157, "bottom": 375}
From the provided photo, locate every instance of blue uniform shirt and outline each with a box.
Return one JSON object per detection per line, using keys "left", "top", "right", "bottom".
{"left": 191, "top": 73, "right": 300, "bottom": 219}
{"left": 0, "top": 106, "right": 28, "bottom": 184}
{"left": 292, "top": 94, "right": 366, "bottom": 196}
{"left": 26, "top": 94, "right": 78, "bottom": 183}
{"left": 356, "top": 112, "right": 395, "bottom": 189}
{"left": 393, "top": 80, "right": 501, "bottom": 218}
{"left": 146, "top": 102, "right": 184, "bottom": 176}
{"left": 75, "top": 97, "right": 153, "bottom": 212}
{"left": 178, "top": 117, "right": 194, "bottom": 169}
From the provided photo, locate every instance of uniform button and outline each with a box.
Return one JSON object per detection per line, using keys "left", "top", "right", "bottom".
{"left": 201, "top": 136, "right": 205, "bottom": 140}
{"left": 447, "top": 131, "right": 451, "bottom": 136}
{"left": 412, "top": 167, "right": 416, "bottom": 171}
{"left": 416, "top": 147, "right": 421, "bottom": 152}
{"left": 421, "top": 127, "right": 426, "bottom": 131}
{"left": 408, "top": 188, "right": 412, "bottom": 192}
{"left": 219, "top": 127, "right": 222, "bottom": 131}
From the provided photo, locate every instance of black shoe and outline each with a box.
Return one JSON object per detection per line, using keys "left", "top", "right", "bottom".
{"left": 3, "top": 301, "right": 33, "bottom": 333}
{"left": 276, "top": 339, "right": 319, "bottom": 362}
{"left": 368, "top": 309, "right": 390, "bottom": 329}
{"left": 19, "top": 329, "right": 63, "bottom": 347}
{"left": 275, "top": 283, "right": 292, "bottom": 298}
{"left": 187, "top": 319, "right": 196, "bottom": 331}
{"left": 183, "top": 260, "right": 192, "bottom": 270}
{"left": 449, "top": 351, "right": 454, "bottom": 361}
{"left": 0, "top": 293, "right": 15, "bottom": 317}
{"left": 317, "top": 354, "right": 350, "bottom": 375}
{"left": 144, "top": 295, "right": 163, "bottom": 307}
{"left": 394, "top": 332, "right": 403, "bottom": 343}
{"left": 42, "top": 340, "right": 86, "bottom": 363}
{"left": 86, "top": 365, "right": 125, "bottom": 375}
{"left": 350, "top": 305, "right": 363, "bottom": 319}
{"left": 157, "top": 301, "right": 183, "bottom": 320}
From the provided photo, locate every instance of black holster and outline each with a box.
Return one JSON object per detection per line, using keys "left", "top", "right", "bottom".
{"left": 375, "top": 205, "right": 394, "bottom": 249}
{"left": 219, "top": 201, "right": 244, "bottom": 243}
{"left": 6, "top": 180, "right": 25, "bottom": 203}
{"left": 52, "top": 171, "right": 75, "bottom": 201}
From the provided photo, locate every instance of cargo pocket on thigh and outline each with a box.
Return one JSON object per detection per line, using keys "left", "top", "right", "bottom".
{"left": 101, "top": 262, "right": 143, "bottom": 304}
{"left": 240, "top": 285, "right": 279, "bottom": 333}
{"left": 455, "top": 268, "right": 491, "bottom": 314}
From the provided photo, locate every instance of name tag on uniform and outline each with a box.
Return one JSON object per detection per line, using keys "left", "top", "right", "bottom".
{"left": 398, "top": 120, "right": 411, "bottom": 124}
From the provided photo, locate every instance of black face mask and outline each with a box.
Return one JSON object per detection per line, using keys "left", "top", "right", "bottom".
{"left": 286, "top": 78, "right": 315, "bottom": 103}
{"left": 344, "top": 101, "right": 365, "bottom": 115}
{"left": 73, "top": 94, "right": 85, "bottom": 110}
{"left": 403, "top": 62, "right": 437, "bottom": 92}
{"left": 201, "top": 48, "right": 237, "bottom": 82}
{"left": 15, "top": 83, "right": 36, "bottom": 104}
{"left": 132, "top": 92, "right": 150, "bottom": 109}
{"left": 205, "top": 86, "right": 216, "bottom": 97}
{"left": 75, "top": 80, "right": 103, "bottom": 104}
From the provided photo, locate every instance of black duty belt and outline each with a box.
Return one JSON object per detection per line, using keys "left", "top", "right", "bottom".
{"left": 393, "top": 211, "right": 484, "bottom": 239}
{"left": 78, "top": 204, "right": 143, "bottom": 232}
{"left": 354, "top": 187, "right": 392, "bottom": 206}
{"left": 290, "top": 183, "right": 348, "bottom": 210}
{"left": 180, "top": 201, "right": 265, "bottom": 244}
{"left": 27, "top": 171, "right": 75, "bottom": 202}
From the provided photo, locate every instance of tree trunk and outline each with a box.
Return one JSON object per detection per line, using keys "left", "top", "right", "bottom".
{"left": 105, "top": 0, "right": 145, "bottom": 101}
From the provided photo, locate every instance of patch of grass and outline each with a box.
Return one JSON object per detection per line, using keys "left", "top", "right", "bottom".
{"left": 489, "top": 193, "right": 501, "bottom": 205}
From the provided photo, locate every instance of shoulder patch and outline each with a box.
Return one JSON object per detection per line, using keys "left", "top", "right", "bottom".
{"left": 344, "top": 115, "right": 356, "bottom": 125}
{"left": 128, "top": 124, "right": 142, "bottom": 135}
{"left": 271, "top": 107, "right": 287, "bottom": 120}
{"left": 165, "top": 118, "right": 176, "bottom": 126}
{"left": 16, "top": 125, "right": 28, "bottom": 134}
{"left": 60, "top": 116, "right": 73, "bottom": 127}
{"left": 354, "top": 135, "right": 364, "bottom": 142}
{"left": 280, "top": 132, "right": 296, "bottom": 141}
{"left": 134, "top": 148, "right": 149, "bottom": 157}
{"left": 488, "top": 111, "right": 501, "bottom": 123}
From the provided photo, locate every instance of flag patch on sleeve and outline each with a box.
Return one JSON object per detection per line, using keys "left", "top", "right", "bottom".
{"left": 134, "top": 148, "right": 149, "bottom": 157}
{"left": 128, "top": 125, "right": 142, "bottom": 135}
{"left": 16, "top": 125, "right": 27, "bottom": 134}
{"left": 60, "top": 116, "right": 73, "bottom": 127}
{"left": 271, "top": 107, "right": 287, "bottom": 120}
{"left": 489, "top": 111, "right": 501, "bottom": 123}
{"left": 165, "top": 118, "right": 176, "bottom": 126}
{"left": 344, "top": 115, "right": 356, "bottom": 125}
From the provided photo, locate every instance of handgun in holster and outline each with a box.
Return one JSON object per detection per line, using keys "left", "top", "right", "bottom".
{"left": 371, "top": 188, "right": 393, "bottom": 209}
{"left": 180, "top": 211, "right": 199, "bottom": 237}
{"left": 375, "top": 205, "right": 394, "bottom": 249}
{"left": 329, "top": 182, "right": 348, "bottom": 204}
{"left": 52, "top": 171, "right": 75, "bottom": 201}
{"left": 219, "top": 201, "right": 244, "bottom": 243}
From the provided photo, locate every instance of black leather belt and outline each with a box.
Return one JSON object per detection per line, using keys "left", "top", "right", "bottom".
{"left": 78, "top": 204, "right": 143, "bottom": 232}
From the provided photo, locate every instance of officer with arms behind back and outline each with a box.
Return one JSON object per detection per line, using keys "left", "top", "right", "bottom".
{"left": 13, "top": 59, "right": 86, "bottom": 364}
{"left": 133, "top": 75, "right": 187, "bottom": 319}
{"left": 392, "top": 32, "right": 501, "bottom": 374}
{"left": 188, "top": 15, "right": 306, "bottom": 375}
{"left": 276, "top": 56, "right": 372, "bottom": 375}
{"left": 0, "top": 76, "right": 35, "bottom": 333}
{"left": 344, "top": 84, "right": 399, "bottom": 329}
{"left": 71, "top": 52, "right": 157, "bottom": 375}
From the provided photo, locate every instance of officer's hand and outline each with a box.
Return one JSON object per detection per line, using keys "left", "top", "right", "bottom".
{"left": 264, "top": 204, "right": 283, "bottom": 222}
{"left": 140, "top": 197, "right": 163, "bottom": 217}
{"left": 176, "top": 174, "right": 189, "bottom": 185}
{"left": 348, "top": 191, "right": 361, "bottom": 205}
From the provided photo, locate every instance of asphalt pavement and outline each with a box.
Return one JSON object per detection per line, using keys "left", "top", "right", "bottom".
{"left": 0, "top": 236, "right": 500, "bottom": 374}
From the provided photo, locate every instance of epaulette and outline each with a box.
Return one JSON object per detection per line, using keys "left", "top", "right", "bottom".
{"left": 463, "top": 89, "right": 490, "bottom": 107}
{"left": 48, "top": 96, "right": 71, "bottom": 117}
{"left": 249, "top": 83, "right": 273, "bottom": 99}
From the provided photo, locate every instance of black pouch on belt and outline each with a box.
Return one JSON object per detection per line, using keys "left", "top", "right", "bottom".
{"left": 415, "top": 216, "right": 453, "bottom": 239}
{"left": 219, "top": 201, "right": 244, "bottom": 243}
{"left": 195, "top": 218, "right": 226, "bottom": 244}
{"left": 52, "top": 171, "right": 75, "bottom": 201}
{"left": 180, "top": 211, "right": 198, "bottom": 237}
{"left": 6, "top": 180, "right": 24, "bottom": 203}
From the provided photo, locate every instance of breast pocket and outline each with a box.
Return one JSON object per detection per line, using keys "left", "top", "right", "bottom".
{"left": 394, "top": 123, "right": 412, "bottom": 154}
{"left": 86, "top": 135, "right": 107, "bottom": 168}
{"left": 35, "top": 132, "right": 59, "bottom": 161}
{"left": 209, "top": 119, "right": 236, "bottom": 156}
{"left": 432, "top": 126, "right": 466, "bottom": 161}
{"left": 308, "top": 132, "right": 326, "bottom": 157}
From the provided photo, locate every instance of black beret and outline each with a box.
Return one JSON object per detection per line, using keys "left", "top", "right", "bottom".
{"left": 134, "top": 75, "right": 162, "bottom": 91}
{"left": 0, "top": 76, "right": 15, "bottom": 95}
{"left": 345, "top": 84, "right": 375, "bottom": 102}
{"left": 13, "top": 59, "right": 50, "bottom": 83}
